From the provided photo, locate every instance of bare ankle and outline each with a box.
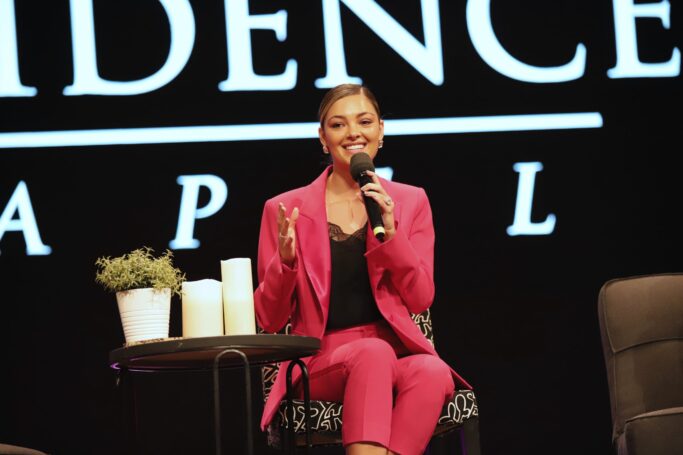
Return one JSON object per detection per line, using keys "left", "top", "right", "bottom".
{"left": 346, "top": 442, "right": 388, "bottom": 455}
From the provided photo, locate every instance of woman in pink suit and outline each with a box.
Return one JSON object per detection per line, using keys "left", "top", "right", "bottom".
{"left": 255, "top": 84, "right": 471, "bottom": 455}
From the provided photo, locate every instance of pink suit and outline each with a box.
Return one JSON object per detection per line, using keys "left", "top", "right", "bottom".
{"left": 255, "top": 167, "right": 471, "bottom": 454}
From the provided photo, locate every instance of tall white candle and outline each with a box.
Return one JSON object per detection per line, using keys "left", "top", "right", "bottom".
{"left": 220, "top": 258, "right": 256, "bottom": 335}
{"left": 181, "top": 279, "right": 224, "bottom": 338}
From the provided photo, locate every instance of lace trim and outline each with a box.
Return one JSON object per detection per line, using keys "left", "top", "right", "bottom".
{"left": 328, "top": 222, "right": 367, "bottom": 242}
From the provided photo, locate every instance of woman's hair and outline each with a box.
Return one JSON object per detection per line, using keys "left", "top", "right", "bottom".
{"left": 317, "top": 84, "right": 381, "bottom": 127}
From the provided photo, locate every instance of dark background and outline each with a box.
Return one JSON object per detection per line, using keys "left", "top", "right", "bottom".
{"left": 1, "top": 1, "right": 681, "bottom": 454}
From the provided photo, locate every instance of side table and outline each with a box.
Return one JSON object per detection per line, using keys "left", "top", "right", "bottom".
{"left": 109, "top": 334, "right": 320, "bottom": 455}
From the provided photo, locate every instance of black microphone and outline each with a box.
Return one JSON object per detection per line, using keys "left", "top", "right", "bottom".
{"left": 350, "top": 153, "right": 386, "bottom": 241}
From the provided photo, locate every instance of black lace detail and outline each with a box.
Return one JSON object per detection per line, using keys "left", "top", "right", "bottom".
{"left": 328, "top": 222, "right": 367, "bottom": 242}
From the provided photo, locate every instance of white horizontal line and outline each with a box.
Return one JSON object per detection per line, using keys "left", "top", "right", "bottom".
{"left": 0, "top": 112, "right": 603, "bottom": 149}
{"left": 384, "top": 112, "right": 603, "bottom": 135}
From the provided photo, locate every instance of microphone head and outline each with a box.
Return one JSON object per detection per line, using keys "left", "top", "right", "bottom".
{"left": 350, "top": 152, "right": 375, "bottom": 180}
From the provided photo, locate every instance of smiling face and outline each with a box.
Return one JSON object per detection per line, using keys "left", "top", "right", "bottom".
{"left": 318, "top": 93, "right": 384, "bottom": 172}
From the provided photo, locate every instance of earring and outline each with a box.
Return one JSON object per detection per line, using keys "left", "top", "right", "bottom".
{"left": 322, "top": 146, "right": 329, "bottom": 154}
{"left": 378, "top": 140, "right": 384, "bottom": 149}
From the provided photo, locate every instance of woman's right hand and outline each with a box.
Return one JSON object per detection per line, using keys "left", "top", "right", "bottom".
{"left": 277, "top": 202, "right": 299, "bottom": 266}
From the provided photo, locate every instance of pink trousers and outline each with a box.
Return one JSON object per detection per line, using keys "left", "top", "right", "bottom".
{"left": 296, "top": 321, "right": 455, "bottom": 455}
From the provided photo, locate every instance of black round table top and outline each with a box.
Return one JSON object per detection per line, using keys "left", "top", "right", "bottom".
{"left": 109, "top": 334, "right": 320, "bottom": 371}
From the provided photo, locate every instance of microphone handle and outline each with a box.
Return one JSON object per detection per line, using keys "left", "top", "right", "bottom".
{"left": 358, "top": 172, "right": 386, "bottom": 241}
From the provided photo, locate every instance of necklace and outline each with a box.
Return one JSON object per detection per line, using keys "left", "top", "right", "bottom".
{"left": 326, "top": 196, "right": 358, "bottom": 205}
{"left": 325, "top": 194, "right": 365, "bottom": 232}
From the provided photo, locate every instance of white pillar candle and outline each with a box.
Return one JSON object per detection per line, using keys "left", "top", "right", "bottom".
{"left": 181, "top": 279, "right": 224, "bottom": 338}
{"left": 221, "top": 258, "right": 256, "bottom": 335}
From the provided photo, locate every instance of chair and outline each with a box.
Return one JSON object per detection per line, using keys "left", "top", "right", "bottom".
{"left": 598, "top": 273, "right": 683, "bottom": 455}
{"left": 0, "top": 444, "right": 48, "bottom": 455}
{"left": 260, "top": 309, "right": 481, "bottom": 454}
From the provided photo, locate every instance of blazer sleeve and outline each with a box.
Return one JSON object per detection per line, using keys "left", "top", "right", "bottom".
{"left": 253, "top": 199, "right": 298, "bottom": 333}
{"left": 365, "top": 187, "right": 435, "bottom": 314}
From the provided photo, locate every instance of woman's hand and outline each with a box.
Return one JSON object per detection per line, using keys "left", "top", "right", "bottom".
{"left": 360, "top": 170, "right": 396, "bottom": 240}
{"left": 277, "top": 202, "right": 299, "bottom": 266}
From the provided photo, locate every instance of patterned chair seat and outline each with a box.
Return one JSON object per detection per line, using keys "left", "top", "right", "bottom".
{"left": 260, "top": 309, "right": 480, "bottom": 450}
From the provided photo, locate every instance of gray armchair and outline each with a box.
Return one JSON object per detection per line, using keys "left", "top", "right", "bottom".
{"left": 598, "top": 273, "right": 683, "bottom": 455}
{"left": 0, "top": 444, "right": 48, "bottom": 455}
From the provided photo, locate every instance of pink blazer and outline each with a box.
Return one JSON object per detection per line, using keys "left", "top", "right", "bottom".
{"left": 255, "top": 167, "right": 471, "bottom": 430}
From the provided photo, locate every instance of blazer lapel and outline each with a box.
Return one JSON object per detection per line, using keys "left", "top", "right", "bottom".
{"left": 366, "top": 179, "right": 401, "bottom": 286}
{"left": 296, "top": 168, "right": 332, "bottom": 321}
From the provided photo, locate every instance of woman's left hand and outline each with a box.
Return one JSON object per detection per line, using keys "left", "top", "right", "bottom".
{"left": 361, "top": 170, "right": 396, "bottom": 240}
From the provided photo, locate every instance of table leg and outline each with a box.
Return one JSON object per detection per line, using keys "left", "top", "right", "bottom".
{"left": 116, "top": 367, "right": 139, "bottom": 454}
{"left": 213, "top": 349, "right": 253, "bottom": 455}
{"left": 285, "top": 359, "right": 311, "bottom": 454}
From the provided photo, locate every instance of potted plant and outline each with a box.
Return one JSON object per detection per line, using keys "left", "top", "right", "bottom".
{"left": 95, "top": 247, "right": 185, "bottom": 344}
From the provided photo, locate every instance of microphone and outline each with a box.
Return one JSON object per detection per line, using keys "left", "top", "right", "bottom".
{"left": 350, "top": 153, "right": 386, "bottom": 241}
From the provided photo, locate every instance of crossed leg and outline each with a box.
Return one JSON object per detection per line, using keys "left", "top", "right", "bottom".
{"left": 302, "top": 337, "right": 454, "bottom": 455}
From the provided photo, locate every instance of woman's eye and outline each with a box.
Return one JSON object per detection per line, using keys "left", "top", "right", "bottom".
{"left": 331, "top": 122, "right": 343, "bottom": 128}
{"left": 361, "top": 119, "right": 373, "bottom": 125}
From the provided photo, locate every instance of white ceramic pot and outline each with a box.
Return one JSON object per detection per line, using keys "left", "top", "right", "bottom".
{"left": 116, "top": 287, "right": 171, "bottom": 343}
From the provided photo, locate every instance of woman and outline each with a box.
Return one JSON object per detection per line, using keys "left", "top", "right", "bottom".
{"left": 255, "top": 84, "right": 471, "bottom": 455}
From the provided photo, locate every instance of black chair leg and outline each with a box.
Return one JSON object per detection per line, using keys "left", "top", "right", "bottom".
{"left": 459, "top": 418, "right": 481, "bottom": 455}
{"left": 285, "top": 359, "right": 311, "bottom": 455}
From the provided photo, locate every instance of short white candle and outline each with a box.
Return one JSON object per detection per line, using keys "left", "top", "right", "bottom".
{"left": 181, "top": 279, "right": 224, "bottom": 338}
{"left": 220, "top": 258, "right": 256, "bottom": 335}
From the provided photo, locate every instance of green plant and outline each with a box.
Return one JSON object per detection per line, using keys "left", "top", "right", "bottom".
{"left": 95, "top": 247, "right": 185, "bottom": 296}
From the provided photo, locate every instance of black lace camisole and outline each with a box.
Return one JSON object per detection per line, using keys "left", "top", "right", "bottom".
{"left": 326, "top": 221, "right": 383, "bottom": 330}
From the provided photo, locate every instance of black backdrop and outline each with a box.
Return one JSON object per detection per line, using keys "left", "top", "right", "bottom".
{"left": 1, "top": 1, "right": 681, "bottom": 454}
